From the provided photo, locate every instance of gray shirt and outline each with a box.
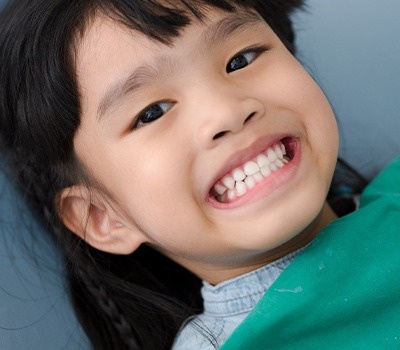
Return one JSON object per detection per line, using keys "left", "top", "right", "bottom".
{"left": 172, "top": 249, "right": 301, "bottom": 349}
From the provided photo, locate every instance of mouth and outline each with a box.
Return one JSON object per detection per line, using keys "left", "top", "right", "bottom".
{"left": 208, "top": 137, "right": 298, "bottom": 206}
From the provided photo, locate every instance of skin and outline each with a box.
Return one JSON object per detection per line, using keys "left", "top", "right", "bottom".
{"left": 61, "top": 8, "right": 339, "bottom": 285}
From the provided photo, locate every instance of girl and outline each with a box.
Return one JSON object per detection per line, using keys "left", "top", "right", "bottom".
{"left": 1, "top": 0, "right": 398, "bottom": 349}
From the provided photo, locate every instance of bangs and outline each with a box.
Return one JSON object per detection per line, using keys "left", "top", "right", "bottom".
{"left": 79, "top": 0, "right": 303, "bottom": 48}
{"left": 94, "top": 0, "right": 245, "bottom": 44}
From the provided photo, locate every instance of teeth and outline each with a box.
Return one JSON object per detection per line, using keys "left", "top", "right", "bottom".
{"left": 222, "top": 176, "right": 235, "bottom": 189}
{"left": 274, "top": 144, "right": 283, "bottom": 159}
{"left": 253, "top": 171, "right": 264, "bottom": 183}
{"left": 227, "top": 189, "right": 236, "bottom": 200}
{"left": 212, "top": 141, "right": 292, "bottom": 202}
{"left": 267, "top": 148, "right": 278, "bottom": 162}
{"left": 243, "top": 161, "right": 259, "bottom": 176}
{"left": 214, "top": 183, "right": 227, "bottom": 195}
{"left": 260, "top": 166, "right": 271, "bottom": 177}
{"left": 269, "top": 163, "right": 278, "bottom": 172}
{"left": 235, "top": 181, "right": 247, "bottom": 196}
{"left": 275, "top": 159, "right": 285, "bottom": 168}
{"left": 281, "top": 143, "right": 286, "bottom": 155}
{"left": 232, "top": 168, "right": 246, "bottom": 181}
{"left": 245, "top": 176, "right": 256, "bottom": 189}
{"left": 256, "top": 154, "right": 270, "bottom": 168}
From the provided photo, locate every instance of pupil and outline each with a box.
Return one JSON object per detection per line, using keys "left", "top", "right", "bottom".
{"left": 144, "top": 104, "right": 163, "bottom": 122}
{"left": 229, "top": 56, "right": 248, "bottom": 71}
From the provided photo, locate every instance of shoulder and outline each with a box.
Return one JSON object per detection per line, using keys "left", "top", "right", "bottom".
{"left": 360, "top": 155, "right": 400, "bottom": 206}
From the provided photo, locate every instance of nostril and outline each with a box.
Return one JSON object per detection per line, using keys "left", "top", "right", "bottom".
{"left": 213, "top": 131, "right": 227, "bottom": 140}
{"left": 212, "top": 113, "right": 256, "bottom": 140}
{"left": 244, "top": 112, "right": 256, "bottom": 124}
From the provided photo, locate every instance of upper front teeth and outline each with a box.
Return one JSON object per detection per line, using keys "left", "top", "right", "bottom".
{"left": 232, "top": 168, "right": 246, "bottom": 181}
{"left": 256, "top": 154, "right": 269, "bottom": 168}
{"left": 213, "top": 141, "right": 289, "bottom": 200}
{"left": 267, "top": 148, "right": 278, "bottom": 162}
{"left": 214, "top": 183, "right": 229, "bottom": 195}
{"left": 243, "top": 161, "right": 259, "bottom": 176}
{"left": 222, "top": 176, "right": 235, "bottom": 190}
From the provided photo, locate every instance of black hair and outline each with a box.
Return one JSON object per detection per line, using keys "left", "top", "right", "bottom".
{"left": 327, "top": 158, "right": 368, "bottom": 217}
{"left": 0, "top": 1, "right": 304, "bottom": 349}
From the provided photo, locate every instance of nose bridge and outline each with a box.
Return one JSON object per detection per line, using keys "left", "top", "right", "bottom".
{"left": 190, "top": 76, "right": 260, "bottom": 146}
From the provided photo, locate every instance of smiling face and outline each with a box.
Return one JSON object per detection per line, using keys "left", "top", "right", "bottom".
{"left": 68, "top": 8, "right": 339, "bottom": 284}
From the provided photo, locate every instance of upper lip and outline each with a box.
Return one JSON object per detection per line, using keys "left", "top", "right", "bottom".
{"left": 206, "top": 133, "right": 294, "bottom": 195}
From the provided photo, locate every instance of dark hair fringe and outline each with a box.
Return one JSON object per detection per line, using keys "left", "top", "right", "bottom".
{"left": 0, "top": 0, "right": 304, "bottom": 349}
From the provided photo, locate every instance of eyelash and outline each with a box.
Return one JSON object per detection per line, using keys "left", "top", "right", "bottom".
{"left": 133, "top": 101, "right": 174, "bottom": 129}
{"left": 131, "top": 45, "right": 269, "bottom": 130}
{"left": 226, "top": 45, "right": 269, "bottom": 73}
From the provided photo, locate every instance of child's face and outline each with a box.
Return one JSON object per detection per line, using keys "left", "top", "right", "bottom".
{"left": 72, "top": 8, "right": 338, "bottom": 283}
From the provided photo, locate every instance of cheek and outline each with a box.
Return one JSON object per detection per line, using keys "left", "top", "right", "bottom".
{"left": 265, "top": 56, "right": 326, "bottom": 110}
{"left": 261, "top": 54, "right": 339, "bottom": 186}
{"left": 102, "top": 137, "right": 199, "bottom": 230}
{"left": 274, "top": 56, "right": 338, "bottom": 155}
{"left": 76, "top": 117, "right": 209, "bottom": 253}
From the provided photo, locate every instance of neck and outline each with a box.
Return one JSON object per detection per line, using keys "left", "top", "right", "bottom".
{"left": 175, "top": 202, "right": 338, "bottom": 285}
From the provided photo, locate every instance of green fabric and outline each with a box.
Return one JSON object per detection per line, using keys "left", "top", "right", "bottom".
{"left": 221, "top": 157, "right": 400, "bottom": 350}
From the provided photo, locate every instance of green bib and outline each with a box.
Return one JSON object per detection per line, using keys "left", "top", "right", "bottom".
{"left": 221, "top": 157, "right": 400, "bottom": 349}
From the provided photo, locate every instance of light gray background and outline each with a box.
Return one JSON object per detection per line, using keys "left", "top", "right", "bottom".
{"left": 293, "top": 0, "right": 400, "bottom": 179}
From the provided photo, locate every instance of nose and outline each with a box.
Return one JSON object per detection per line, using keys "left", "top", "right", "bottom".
{"left": 194, "top": 84, "right": 263, "bottom": 148}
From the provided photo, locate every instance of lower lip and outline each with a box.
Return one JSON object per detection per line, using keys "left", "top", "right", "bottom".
{"left": 207, "top": 140, "right": 301, "bottom": 209}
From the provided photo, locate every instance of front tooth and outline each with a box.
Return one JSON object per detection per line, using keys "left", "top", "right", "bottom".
{"left": 243, "top": 161, "right": 259, "bottom": 176}
{"left": 253, "top": 172, "right": 264, "bottom": 183}
{"left": 275, "top": 159, "right": 285, "bottom": 168}
{"left": 222, "top": 176, "right": 235, "bottom": 189}
{"left": 260, "top": 166, "right": 271, "bottom": 177}
{"left": 267, "top": 148, "right": 278, "bottom": 162}
{"left": 256, "top": 154, "right": 270, "bottom": 168}
{"left": 214, "top": 183, "right": 227, "bottom": 195}
{"left": 274, "top": 144, "right": 283, "bottom": 159}
{"left": 245, "top": 176, "right": 256, "bottom": 189}
{"left": 232, "top": 168, "right": 246, "bottom": 181}
{"left": 235, "top": 181, "right": 247, "bottom": 196}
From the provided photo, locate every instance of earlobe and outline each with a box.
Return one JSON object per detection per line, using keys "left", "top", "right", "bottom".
{"left": 58, "top": 185, "right": 145, "bottom": 254}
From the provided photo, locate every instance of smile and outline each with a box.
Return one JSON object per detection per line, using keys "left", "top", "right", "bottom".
{"left": 209, "top": 137, "right": 297, "bottom": 205}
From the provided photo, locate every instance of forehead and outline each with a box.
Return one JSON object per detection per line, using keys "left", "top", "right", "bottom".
{"left": 75, "top": 9, "right": 265, "bottom": 120}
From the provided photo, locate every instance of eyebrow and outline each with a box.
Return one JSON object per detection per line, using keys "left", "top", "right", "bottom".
{"left": 97, "top": 63, "right": 163, "bottom": 120}
{"left": 96, "top": 11, "right": 264, "bottom": 121}
{"left": 202, "top": 10, "right": 263, "bottom": 51}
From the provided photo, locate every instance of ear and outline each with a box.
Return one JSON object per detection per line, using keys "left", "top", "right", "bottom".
{"left": 58, "top": 185, "right": 145, "bottom": 254}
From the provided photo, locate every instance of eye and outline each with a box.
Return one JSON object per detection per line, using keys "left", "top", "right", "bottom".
{"left": 226, "top": 46, "right": 269, "bottom": 73}
{"left": 133, "top": 101, "right": 173, "bottom": 129}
